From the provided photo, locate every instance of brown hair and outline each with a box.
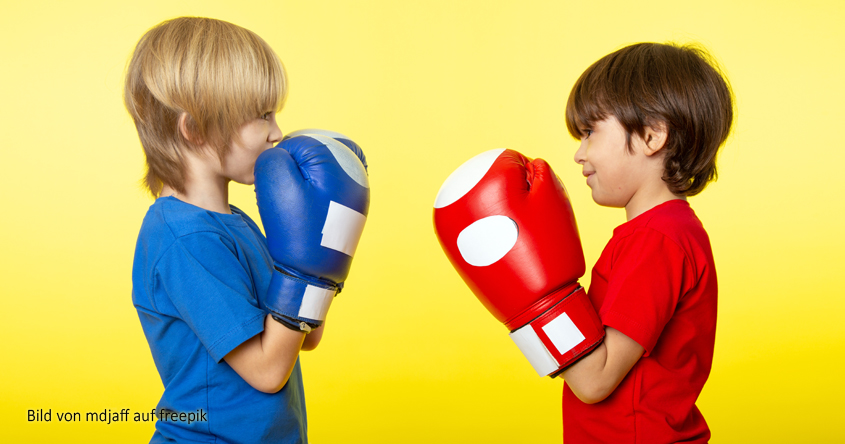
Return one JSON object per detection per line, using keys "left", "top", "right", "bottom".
{"left": 124, "top": 17, "right": 287, "bottom": 197}
{"left": 565, "top": 42, "right": 734, "bottom": 196}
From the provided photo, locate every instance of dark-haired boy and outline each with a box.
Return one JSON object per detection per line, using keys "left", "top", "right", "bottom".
{"left": 559, "top": 42, "right": 734, "bottom": 443}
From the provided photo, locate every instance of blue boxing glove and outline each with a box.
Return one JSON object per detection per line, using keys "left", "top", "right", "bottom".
{"left": 254, "top": 129, "right": 370, "bottom": 332}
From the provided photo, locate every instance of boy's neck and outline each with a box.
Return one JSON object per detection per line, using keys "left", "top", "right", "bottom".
{"left": 624, "top": 183, "right": 687, "bottom": 221}
{"left": 161, "top": 152, "right": 232, "bottom": 214}
{"left": 161, "top": 180, "right": 232, "bottom": 214}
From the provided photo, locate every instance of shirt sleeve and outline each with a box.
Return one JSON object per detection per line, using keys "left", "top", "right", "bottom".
{"left": 156, "top": 231, "right": 266, "bottom": 363}
{"left": 599, "top": 227, "right": 690, "bottom": 356}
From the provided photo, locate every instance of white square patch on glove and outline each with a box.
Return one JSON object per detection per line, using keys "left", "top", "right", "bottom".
{"left": 321, "top": 201, "right": 367, "bottom": 257}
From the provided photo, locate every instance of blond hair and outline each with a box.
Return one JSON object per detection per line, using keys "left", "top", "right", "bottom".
{"left": 124, "top": 17, "right": 287, "bottom": 197}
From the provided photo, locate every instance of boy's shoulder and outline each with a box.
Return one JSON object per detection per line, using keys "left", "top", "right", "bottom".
{"left": 139, "top": 197, "right": 250, "bottom": 242}
{"left": 613, "top": 199, "right": 711, "bottom": 259}
{"left": 635, "top": 199, "right": 702, "bottom": 231}
{"left": 132, "top": 198, "right": 266, "bottom": 295}
{"left": 135, "top": 198, "right": 264, "bottom": 270}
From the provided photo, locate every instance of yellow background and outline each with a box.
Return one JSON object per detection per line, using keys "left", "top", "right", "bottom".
{"left": 2, "top": 0, "right": 843, "bottom": 442}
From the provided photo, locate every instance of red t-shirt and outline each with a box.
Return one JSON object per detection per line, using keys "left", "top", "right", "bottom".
{"left": 563, "top": 200, "right": 717, "bottom": 443}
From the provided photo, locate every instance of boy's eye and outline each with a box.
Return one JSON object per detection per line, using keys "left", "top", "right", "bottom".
{"left": 261, "top": 112, "right": 273, "bottom": 120}
{"left": 581, "top": 129, "right": 593, "bottom": 139}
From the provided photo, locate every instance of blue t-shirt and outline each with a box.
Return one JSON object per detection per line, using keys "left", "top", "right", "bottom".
{"left": 132, "top": 197, "right": 308, "bottom": 444}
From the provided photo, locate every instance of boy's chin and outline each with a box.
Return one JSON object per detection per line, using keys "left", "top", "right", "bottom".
{"left": 233, "top": 175, "right": 256, "bottom": 186}
{"left": 591, "top": 192, "right": 625, "bottom": 209}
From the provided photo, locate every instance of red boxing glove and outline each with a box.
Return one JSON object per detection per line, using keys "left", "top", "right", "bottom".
{"left": 433, "top": 149, "right": 604, "bottom": 377}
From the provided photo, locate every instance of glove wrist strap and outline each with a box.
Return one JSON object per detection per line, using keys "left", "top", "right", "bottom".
{"left": 263, "top": 266, "right": 339, "bottom": 328}
{"left": 508, "top": 286, "right": 605, "bottom": 377}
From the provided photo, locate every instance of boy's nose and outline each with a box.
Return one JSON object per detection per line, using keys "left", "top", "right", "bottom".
{"left": 573, "top": 141, "right": 587, "bottom": 165}
{"left": 269, "top": 119, "right": 283, "bottom": 145}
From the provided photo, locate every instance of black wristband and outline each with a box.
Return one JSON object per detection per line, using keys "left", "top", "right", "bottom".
{"left": 270, "top": 313, "right": 313, "bottom": 333}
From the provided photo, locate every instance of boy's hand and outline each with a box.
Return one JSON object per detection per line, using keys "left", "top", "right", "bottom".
{"left": 254, "top": 130, "right": 369, "bottom": 332}
{"left": 433, "top": 149, "right": 604, "bottom": 377}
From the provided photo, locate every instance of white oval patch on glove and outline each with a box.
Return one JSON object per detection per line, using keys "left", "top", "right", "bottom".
{"left": 456, "top": 215, "right": 518, "bottom": 266}
{"left": 306, "top": 134, "right": 369, "bottom": 189}
{"left": 434, "top": 149, "right": 505, "bottom": 209}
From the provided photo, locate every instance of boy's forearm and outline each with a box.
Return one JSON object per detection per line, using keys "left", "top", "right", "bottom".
{"left": 224, "top": 315, "right": 306, "bottom": 393}
{"left": 561, "top": 341, "right": 611, "bottom": 403}
{"left": 561, "top": 327, "right": 644, "bottom": 404}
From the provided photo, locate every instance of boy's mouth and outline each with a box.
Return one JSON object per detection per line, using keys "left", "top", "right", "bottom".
{"left": 583, "top": 171, "right": 595, "bottom": 186}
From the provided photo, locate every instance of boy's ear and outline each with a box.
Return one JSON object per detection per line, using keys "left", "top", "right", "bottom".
{"left": 178, "top": 113, "right": 204, "bottom": 146}
{"left": 642, "top": 121, "right": 668, "bottom": 157}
